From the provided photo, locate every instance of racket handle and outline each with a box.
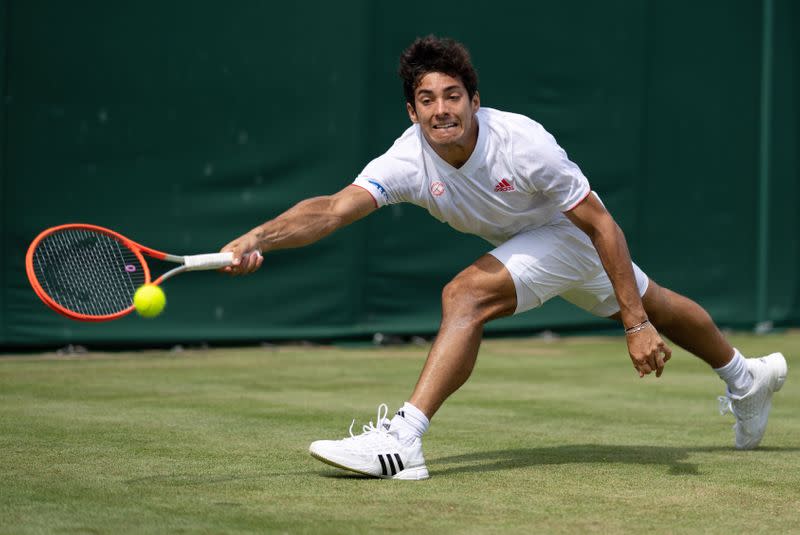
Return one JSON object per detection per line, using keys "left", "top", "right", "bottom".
{"left": 183, "top": 252, "right": 235, "bottom": 271}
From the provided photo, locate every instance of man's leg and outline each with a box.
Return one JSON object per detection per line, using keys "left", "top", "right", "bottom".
{"left": 610, "top": 278, "right": 787, "bottom": 450}
{"left": 409, "top": 254, "right": 518, "bottom": 419}
{"left": 308, "top": 254, "right": 518, "bottom": 479}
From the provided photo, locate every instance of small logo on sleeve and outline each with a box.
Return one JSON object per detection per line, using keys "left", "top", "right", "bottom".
{"left": 366, "top": 179, "right": 389, "bottom": 201}
{"left": 494, "top": 178, "right": 515, "bottom": 192}
{"left": 430, "top": 181, "right": 445, "bottom": 197}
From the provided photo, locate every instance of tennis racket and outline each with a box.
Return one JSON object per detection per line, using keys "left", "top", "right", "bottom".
{"left": 26, "top": 223, "right": 237, "bottom": 322}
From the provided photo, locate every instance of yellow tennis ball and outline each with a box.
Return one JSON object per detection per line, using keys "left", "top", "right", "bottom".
{"left": 133, "top": 284, "right": 166, "bottom": 318}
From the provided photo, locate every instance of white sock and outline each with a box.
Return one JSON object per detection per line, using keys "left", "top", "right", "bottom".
{"left": 389, "top": 402, "right": 429, "bottom": 446}
{"left": 714, "top": 348, "right": 754, "bottom": 398}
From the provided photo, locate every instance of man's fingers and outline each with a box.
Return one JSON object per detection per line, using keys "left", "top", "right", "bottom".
{"left": 233, "top": 251, "right": 262, "bottom": 275}
{"left": 655, "top": 350, "right": 666, "bottom": 377}
{"left": 646, "top": 352, "right": 658, "bottom": 374}
{"left": 219, "top": 261, "right": 239, "bottom": 274}
{"left": 240, "top": 252, "right": 253, "bottom": 271}
{"left": 627, "top": 329, "right": 672, "bottom": 379}
{"left": 219, "top": 247, "right": 262, "bottom": 276}
{"left": 637, "top": 360, "right": 653, "bottom": 377}
{"left": 221, "top": 249, "right": 246, "bottom": 275}
{"left": 655, "top": 341, "right": 672, "bottom": 377}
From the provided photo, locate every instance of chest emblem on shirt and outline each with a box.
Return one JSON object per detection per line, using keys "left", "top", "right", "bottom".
{"left": 494, "top": 178, "right": 515, "bottom": 192}
{"left": 430, "top": 181, "right": 446, "bottom": 197}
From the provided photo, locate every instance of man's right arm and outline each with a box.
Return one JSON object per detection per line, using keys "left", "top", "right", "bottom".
{"left": 220, "top": 184, "right": 377, "bottom": 275}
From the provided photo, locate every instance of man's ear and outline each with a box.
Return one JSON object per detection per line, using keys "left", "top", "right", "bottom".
{"left": 472, "top": 91, "right": 480, "bottom": 112}
{"left": 406, "top": 102, "right": 418, "bottom": 124}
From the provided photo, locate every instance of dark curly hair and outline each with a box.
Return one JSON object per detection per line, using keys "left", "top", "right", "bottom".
{"left": 399, "top": 35, "right": 478, "bottom": 109}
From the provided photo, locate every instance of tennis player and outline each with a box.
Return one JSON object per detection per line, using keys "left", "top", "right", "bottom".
{"left": 221, "top": 36, "right": 787, "bottom": 480}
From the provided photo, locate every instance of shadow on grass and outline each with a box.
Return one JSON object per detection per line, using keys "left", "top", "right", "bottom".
{"left": 430, "top": 444, "right": 800, "bottom": 477}
{"left": 126, "top": 471, "right": 314, "bottom": 485}
{"left": 321, "top": 472, "right": 375, "bottom": 480}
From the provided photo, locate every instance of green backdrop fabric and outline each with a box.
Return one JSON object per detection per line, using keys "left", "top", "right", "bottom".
{"left": 1, "top": 0, "right": 797, "bottom": 347}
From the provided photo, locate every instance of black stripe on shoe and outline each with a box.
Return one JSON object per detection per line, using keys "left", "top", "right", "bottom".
{"left": 377, "top": 454, "right": 387, "bottom": 476}
{"left": 386, "top": 454, "right": 397, "bottom": 475}
{"left": 394, "top": 453, "right": 404, "bottom": 471}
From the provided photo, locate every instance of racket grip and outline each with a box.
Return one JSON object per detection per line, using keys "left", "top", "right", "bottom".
{"left": 183, "top": 252, "right": 235, "bottom": 270}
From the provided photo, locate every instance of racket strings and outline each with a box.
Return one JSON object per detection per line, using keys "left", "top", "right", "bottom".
{"left": 32, "top": 229, "right": 146, "bottom": 316}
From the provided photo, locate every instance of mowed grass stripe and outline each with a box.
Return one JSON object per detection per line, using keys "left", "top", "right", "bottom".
{"left": 1, "top": 333, "right": 798, "bottom": 534}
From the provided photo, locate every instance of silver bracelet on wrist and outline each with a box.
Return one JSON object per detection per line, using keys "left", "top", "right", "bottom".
{"left": 625, "top": 319, "right": 650, "bottom": 335}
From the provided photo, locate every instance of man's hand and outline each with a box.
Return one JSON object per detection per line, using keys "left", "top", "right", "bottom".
{"left": 627, "top": 322, "right": 672, "bottom": 377}
{"left": 220, "top": 232, "right": 263, "bottom": 275}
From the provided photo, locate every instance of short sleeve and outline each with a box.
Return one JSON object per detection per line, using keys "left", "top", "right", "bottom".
{"left": 511, "top": 117, "right": 591, "bottom": 212}
{"left": 352, "top": 145, "right": 419, "bottom": 208}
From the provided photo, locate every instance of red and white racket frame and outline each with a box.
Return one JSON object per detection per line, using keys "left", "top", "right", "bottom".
{"left": 25, "top": 223, "right": 234, "bottom": 322}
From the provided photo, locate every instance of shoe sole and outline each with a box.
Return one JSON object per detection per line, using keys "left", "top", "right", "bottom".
{"left": 309, "top": 450, "right": 429, "bottom": 480}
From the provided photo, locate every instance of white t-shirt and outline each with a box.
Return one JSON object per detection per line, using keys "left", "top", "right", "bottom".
{"left": 352, "top": 107, "right": 591, "bottom": 246}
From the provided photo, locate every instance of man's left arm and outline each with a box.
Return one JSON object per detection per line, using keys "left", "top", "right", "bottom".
{"left": 564, "top": 193, "right": 672, "bottom": 378}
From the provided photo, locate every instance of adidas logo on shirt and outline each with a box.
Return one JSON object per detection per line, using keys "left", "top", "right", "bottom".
{"left": 494, "top": 178, "right": 515, "bottom": 192}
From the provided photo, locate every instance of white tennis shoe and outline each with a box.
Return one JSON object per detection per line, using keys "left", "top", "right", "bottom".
{"left": 309, "top": 404, "right": 429, "bottom": 480}
{"left": 718, "top": 352, "right": 788, "bottom": 450}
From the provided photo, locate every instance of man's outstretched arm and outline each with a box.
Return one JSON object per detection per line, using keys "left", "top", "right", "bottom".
{"left": 220, "top": 184, "right": 377, "bottom": 275}
{"left": 564, "top": 192, "right": 672, "bottom": 377}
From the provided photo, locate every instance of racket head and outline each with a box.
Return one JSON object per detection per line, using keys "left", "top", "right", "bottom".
{"left": 26, "top": 224, "right": 155, "bottom": 321}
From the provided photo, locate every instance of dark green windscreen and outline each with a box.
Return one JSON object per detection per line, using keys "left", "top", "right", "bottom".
{"left": 1, "top": 1, "right": 797, "bottom": 346}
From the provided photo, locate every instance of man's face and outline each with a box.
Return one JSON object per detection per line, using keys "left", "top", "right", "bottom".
{"left": 407, "top": 72, "right": 480, "bottom": 149}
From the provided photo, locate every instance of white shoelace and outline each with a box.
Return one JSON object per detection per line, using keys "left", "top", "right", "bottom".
{"left": 347, "top": 403, "right": 391, "bottom": 438}
{"left": 718, "top": 395, "right": 733, "bottom": 416}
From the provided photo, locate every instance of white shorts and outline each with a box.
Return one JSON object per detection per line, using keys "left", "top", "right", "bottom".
{"left": 488, "top": 217, "right": 649, "bottom": 317}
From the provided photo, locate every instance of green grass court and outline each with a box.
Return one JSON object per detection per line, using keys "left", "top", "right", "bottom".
{"left": 2, "top": 333, "right": 798, "bottom": 534}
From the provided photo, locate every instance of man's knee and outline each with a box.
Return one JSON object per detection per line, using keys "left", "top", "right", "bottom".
{"left": 441, "top": 257, "right": 517, "bottom": 324}
{"left": 441, "top": 276, "right": 483, "bottom": 320}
